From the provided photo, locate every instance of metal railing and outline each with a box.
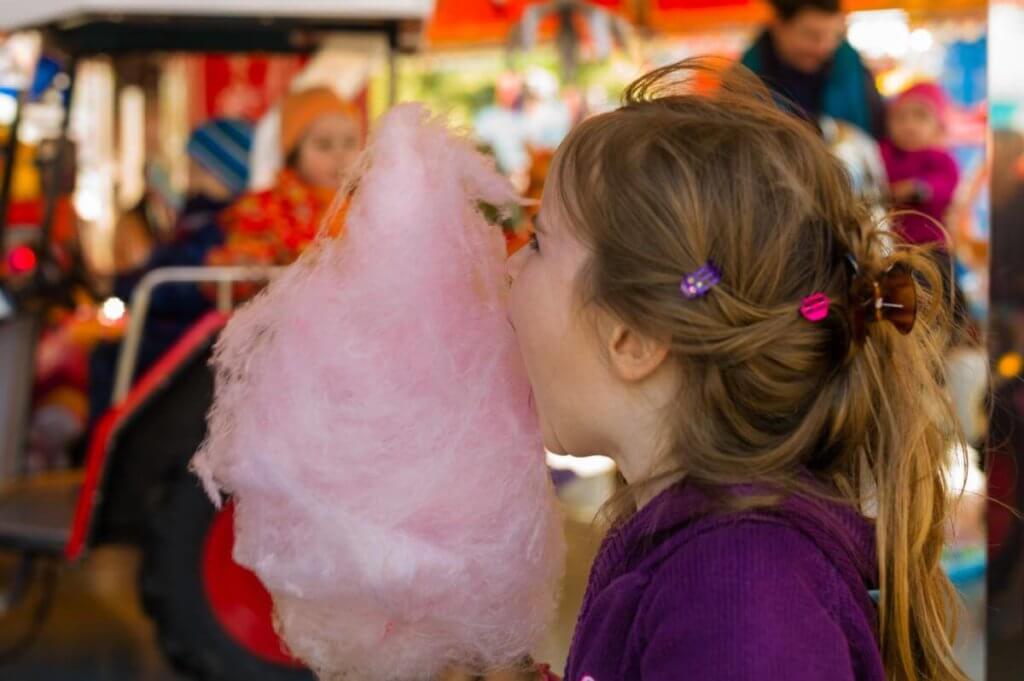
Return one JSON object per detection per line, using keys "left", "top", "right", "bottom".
{"left": 112, "top": 266, "right": 281, "bottom": 403}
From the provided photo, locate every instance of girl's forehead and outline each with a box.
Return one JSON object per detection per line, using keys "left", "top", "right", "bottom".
{"left": 311, "top": 113, "right": 360, "bottom": 132}
{"left": 537, "top": 191, "right": 564, "bottom": 236}
{"left": 538, "top": 159, "right": 567, "bottom": 218}
{"left": 895, "top": 98, "right": 933, "bottom": 114}
{"left": 537, "top": 143, "right": 590, "bottom": 242}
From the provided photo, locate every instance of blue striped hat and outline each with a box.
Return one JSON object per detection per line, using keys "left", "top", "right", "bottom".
{"left": 186, "top": 118, "right": 254, "bottom": 197}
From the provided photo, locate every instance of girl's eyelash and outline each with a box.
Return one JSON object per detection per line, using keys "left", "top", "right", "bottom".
{"left": 529, "top": 233, "right": 540, "bottom": 252}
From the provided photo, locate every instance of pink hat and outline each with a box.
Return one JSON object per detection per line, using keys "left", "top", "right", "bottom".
{"left": 893, "top": 82, "right": 950, "bottom": 127}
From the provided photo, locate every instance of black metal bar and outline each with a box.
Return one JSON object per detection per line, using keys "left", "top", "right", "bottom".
{"left": 43, "top": 16, "right": 404, "bottom": 56}
{"left": 37, "top": 57, "right": 77, "bottom": 251}
{"left": 388, "top": 46, "right": 398, "bottom": 105}
{"left": 0, "top": 73, "right": 29, "bottom": 241}
{"left": 987, "top": 125, "right": 1024, "bottom": 678}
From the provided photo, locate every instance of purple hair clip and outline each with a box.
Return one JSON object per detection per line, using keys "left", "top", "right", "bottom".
{"left": 680, "top": 261, "right": 721, "bottom": 299}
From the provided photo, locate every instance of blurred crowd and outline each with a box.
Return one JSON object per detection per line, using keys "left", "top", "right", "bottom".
{"left": 20, "top": 84, "right": 366, "bottom": 471}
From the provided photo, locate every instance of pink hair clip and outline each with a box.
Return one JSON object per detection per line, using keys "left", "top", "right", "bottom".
{"left": 800, "top": 293, "right": 830, "bottom": 322}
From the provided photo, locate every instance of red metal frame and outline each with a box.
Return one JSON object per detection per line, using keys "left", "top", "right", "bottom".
{"left": 65, "top": 311, "right": 229, "bottom": 561}
{"left": 65, "top": 309, "right": 302, "bottom": 668}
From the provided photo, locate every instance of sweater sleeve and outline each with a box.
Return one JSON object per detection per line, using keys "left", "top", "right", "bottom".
{"left": 916, "top": 151, "right": 960, "bottom": 209}
{"left": 639, "top": 522, "right": 856, "bottom": 681}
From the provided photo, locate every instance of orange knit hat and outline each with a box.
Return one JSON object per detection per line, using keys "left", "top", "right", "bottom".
{"left": 280, "top": 87, "right": 360, "bottom": 156}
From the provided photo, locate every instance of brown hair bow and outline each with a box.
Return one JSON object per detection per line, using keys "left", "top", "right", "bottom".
{"left": 848, "top": 261, "right": 918, "bottom": 344}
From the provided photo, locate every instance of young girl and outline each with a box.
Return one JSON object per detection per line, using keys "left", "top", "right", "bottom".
{"left": 882, "top": 82, "right": 960, "bottom": 247}
{"left": 506, "top": 61, "right": 966, "bottom": 681}
{"left": 207, "top": 86, "right": 361, "bottom": 268}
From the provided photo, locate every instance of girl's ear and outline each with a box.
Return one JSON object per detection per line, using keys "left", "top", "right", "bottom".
{"left": 606, "top": 321, "right": 671, "bottom": 383}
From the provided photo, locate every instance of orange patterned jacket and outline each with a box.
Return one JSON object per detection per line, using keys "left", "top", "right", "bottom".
{"left": 207, "top": 169, "right": 347, "bottom": 269}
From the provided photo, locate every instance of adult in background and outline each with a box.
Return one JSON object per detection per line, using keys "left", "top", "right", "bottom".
{"left": 741, "top": 0, "right": 885, "bottom": 139}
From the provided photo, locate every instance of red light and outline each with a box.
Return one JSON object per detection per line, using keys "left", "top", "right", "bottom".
{"left": 8, "top": 246, "right": 37, "bottom": 274}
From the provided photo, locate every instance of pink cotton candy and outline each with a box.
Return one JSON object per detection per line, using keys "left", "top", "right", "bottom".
{"left": 192, "top": 104, "right": 565, "bottom": 681}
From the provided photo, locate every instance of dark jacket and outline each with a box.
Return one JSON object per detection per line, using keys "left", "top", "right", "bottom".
{"left": 89, "top": 195, "right": 229, "bottom": 425}
{"left": 741, "top": 31, "right": 886, "bottom": 140}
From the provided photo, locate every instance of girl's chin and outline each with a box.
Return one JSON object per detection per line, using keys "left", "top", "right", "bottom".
{"left": 541, "top": 436, "right": 598, "bottom": 460}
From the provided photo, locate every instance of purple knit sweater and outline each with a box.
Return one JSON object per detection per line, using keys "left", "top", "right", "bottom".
{"left": 563, "top": 480, "right": 884, "bottom": 681}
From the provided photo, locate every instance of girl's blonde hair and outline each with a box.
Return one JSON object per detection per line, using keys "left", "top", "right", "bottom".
{"left": 553, "top": 59, "right": 966, "bottom": 681}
